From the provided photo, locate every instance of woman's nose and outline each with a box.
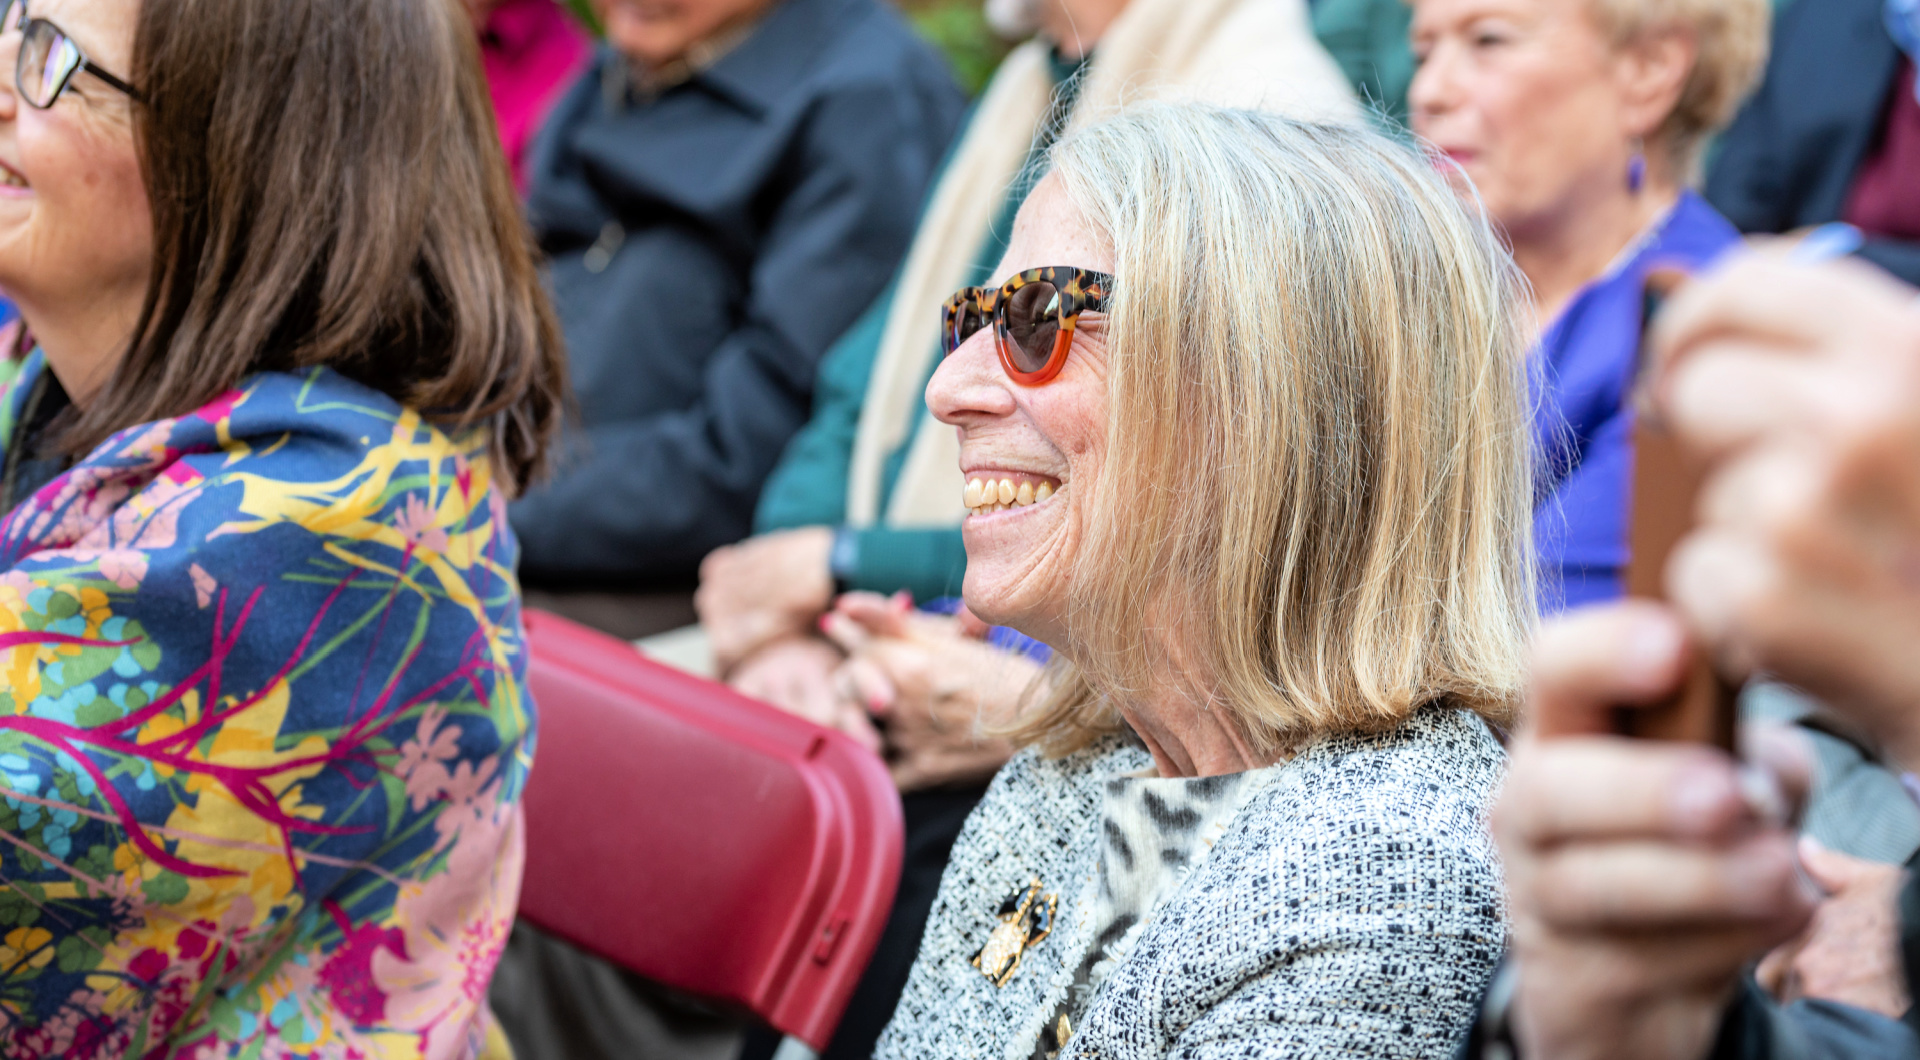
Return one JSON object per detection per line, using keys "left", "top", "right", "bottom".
{"left": 1407, "top": 44, "right": 1459, "bottom": 125}
{"left": 926, "top": 329, "right": 1017, "bottom": 427}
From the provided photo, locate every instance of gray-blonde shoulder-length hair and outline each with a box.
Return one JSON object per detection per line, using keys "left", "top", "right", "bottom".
{"left": 1011, "top": 103, "right": 1536, "bottom": 756}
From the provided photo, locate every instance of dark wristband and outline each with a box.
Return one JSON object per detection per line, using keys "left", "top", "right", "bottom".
{"left": 828, "top": 525, "right": 860, "bottom": 596}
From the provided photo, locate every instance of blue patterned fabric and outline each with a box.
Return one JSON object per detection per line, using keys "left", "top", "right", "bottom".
{"left": 0, "top": 350, "right": 532, "bottom": 1058}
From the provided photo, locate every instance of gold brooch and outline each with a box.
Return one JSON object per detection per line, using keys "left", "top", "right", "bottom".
{"left": 971, "top": 878, "right": 1057, "bottom": 987}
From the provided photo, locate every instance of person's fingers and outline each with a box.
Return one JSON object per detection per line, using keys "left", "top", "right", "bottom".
{"left": 833, "top": 701, "right": 884, "bottom": 755}
{"left": 1648, "top": 253, "right": 1910, "bottom": 382}
{"left": 1661, "top": 529, "right": 1777, "bottom": 678}
{"left": 1497, "top": 738, "right": 1755, "bottom": 847}
{"left": 1696, "top": 442, "right": 1826, "bottom": 536}
{"left": 1525, "top": 831, "right": 1816, "bottom": 931}
{"left": 1663, "top": 349, "right": 1879, "bottom": 461}
{"left": 1528, "top": 603, "right": 1691, "bottom": 739}
{"left": 1741, "top": 723, "right": 1813, "bottom": 826}
{"left": 818, "top": 609, "right": 876, "bottom": 655}
{"left": 696, "top": 542, "right": 735, "bottom": 585}
{"left": 1796, "top": 836, "right": 1874, "bottom": 894}
{"left": 1666, "top": 514, "right": 1899, "bottom": 692}
{"left": 830, "top": 590, "right": 905, "bottom": 628}
{"left": 888, "top": 756, "right": 923, "bottom": 793}
{"left": 729, "top": 667, "right": 777, "bottom": 707}
{"left": 1754, "top": 939, "right": 1802, "bottom": 1002}
{"left": 839, "top": 655, "right": 898, "bottom": 717}
{"left": 792, "top": 661, "right": 845, "bottom": 730}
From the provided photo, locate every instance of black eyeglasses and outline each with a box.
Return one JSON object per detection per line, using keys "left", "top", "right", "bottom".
{"left": 1, "top": 0, "right": 141, "bottom": 109}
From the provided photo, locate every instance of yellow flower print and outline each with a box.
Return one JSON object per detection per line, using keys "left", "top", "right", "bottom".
{"left": 0, "top": 927, "right": 54, "bottom": 973}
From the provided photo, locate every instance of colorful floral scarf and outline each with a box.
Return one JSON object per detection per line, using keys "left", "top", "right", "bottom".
{"left": 0, "top": 351, "right": 532, "bottom": 1059}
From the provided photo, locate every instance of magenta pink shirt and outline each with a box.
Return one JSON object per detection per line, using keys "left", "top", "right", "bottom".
{"left": 480, "top": 0, "right": 591, "bottom": 192}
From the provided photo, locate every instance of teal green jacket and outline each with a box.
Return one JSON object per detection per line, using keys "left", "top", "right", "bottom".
{"left": 752, "top": 53, "right": 1081, "bottom": 602}
{"left": 1311, "top": 0, "right": 1413, "bottom": 124}
{"left": 752, "top": 148, "right": 1023, "bottom": 602}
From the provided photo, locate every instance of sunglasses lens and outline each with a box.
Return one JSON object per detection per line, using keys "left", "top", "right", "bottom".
{"left": 942, "top": 295, "right": 987, "bottom": 356}
{"left": 1003, "top": 281, "right": 1062, "bottom": 375}
{"left": 19, "top": 21, "right": 75, "bottom": 108}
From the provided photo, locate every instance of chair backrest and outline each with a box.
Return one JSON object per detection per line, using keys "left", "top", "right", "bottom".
{"left": 517, "top": 609, "right": 904, "bottom": 1051}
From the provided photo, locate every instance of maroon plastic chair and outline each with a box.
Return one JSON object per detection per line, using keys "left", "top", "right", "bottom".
{"left": 516, "top": 609, "right": 904, "bottom": 1053}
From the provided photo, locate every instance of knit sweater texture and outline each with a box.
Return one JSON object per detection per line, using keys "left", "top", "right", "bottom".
{"left": 876, "top": 706, "right": 1508, "bottom": 1059}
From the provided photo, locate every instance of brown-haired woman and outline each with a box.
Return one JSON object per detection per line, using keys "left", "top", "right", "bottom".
{"left": 0, "top": 0, "right": 564, "bottom": 1056}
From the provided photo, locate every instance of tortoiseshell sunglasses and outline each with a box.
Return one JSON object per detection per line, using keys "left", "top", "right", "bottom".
{"left": 941, "top": 266, "right": 1114, "bottom": 385}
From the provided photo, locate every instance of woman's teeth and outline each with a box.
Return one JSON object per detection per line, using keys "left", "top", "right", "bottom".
{"left": 963, "top": 475, "right": 1056, "bottom": 516}
{"left": 0, "top": 170, "right": 24, "bottom": 189}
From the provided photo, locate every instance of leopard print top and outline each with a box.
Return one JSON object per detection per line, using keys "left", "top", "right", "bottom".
{"left": 875, "top": 706, "right": 1508, "bottom": 1060}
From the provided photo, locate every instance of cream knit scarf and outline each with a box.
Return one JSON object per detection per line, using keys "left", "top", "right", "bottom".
{"left": 843, "top": 0, "right": 1358, "bottom": 530}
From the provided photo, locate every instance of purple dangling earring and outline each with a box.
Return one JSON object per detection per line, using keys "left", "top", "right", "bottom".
{"left": 1626, "top": 139, "right": 1647, "bottom": 194}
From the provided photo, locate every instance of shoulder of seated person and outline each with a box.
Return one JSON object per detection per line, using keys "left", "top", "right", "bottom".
{"left": 1288, "top": 706, "right": 1506, "bottom": 788}
{"left": 979, "top": 734, "right": 1153, "bottom": 799}
{"left": 1241, "top": 708, "right": 1508, "bottom": 847}
{"left": 187, "top": 369, "right": 481, "bottom": 484}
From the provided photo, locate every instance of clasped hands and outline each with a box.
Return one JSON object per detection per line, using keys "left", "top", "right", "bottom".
{"left": 697, "top": 529, "right": 1034, "bottom": 791}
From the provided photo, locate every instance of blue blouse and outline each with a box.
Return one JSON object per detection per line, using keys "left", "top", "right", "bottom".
{"left": 1533, "top": 191, "right": 1743, "bottom": 610}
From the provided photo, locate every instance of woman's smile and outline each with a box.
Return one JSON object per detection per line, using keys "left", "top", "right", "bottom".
{"left": 962, "top": 469, "right": 1064, "bottom": 517}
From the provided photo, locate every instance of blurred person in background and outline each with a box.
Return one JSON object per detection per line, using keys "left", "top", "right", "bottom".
{"left": 693, "top": 2, "right": 1356, "bottom": 1056}
{"left": 876, "top": 101, "right": 1533, "bottom": 1059}
{"left": 1706, "top": 0, "right": 1920, "bottom": 287}
{"left": 700, "top": 0, "right": 1356, "bottom": 702}
{"left": 1460, "top": 252, "right": 1920, "bottom": 1060}
{"left": 495, "top": 5, "right": 961, "bottom": 1056}
{"left": 0, "top": 0, "right": 565, "bottom": 1053}
{"left": 1408, "top": 0, "right": 1768, "bottom": 610}
{"left": 466, "top": 0, "right": 591, "bottom": 192}
{"left": 507, "top": 0, "right": 964, "bottom": 636}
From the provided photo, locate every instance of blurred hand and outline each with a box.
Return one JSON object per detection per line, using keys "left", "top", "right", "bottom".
{"left": 1757, "top": 839, "right": 1912, "bottom": 1019}
{"left": 821, "top": 593, "right": 1038, "bottom": 792}
{"left": 726, "top": 635, "right": 880, "bottom": 754}
{"left": 1500, "top": 603, "right": 1819, "bottom": 1060}
{"left": 1649, "top": 252, "right": 1920, "bottom": 767}
{"left": 696, "top": 527, "right": 835, "bottom": 673}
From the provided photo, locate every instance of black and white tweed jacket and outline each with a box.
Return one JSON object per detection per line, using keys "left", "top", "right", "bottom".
{"left": 874, "top": 707, "right": 1508, "bottom": 1060}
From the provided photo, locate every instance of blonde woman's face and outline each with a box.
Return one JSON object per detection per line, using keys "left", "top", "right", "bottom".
{"left": 1407, "top": 0, "right": 1641, "bottom": 237}
{"left": 927, "top": 176, "right": 1113, "bottom": 649}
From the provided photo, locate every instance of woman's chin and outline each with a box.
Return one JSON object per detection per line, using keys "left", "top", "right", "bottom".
{"left": 960, "top": 566, "right": 1061, "bottom": 645}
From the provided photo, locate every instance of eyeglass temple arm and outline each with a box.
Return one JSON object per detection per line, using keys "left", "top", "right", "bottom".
{"left": 80, "top": 60, "right": 141, "bottom": 102}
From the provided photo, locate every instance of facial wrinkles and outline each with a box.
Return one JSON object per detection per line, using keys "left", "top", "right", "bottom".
{"left": 952, "top": 327, "right": 1109, "bottom": 637}
{"left": 934, "top": 174, "right": 1115, "bottom": 642}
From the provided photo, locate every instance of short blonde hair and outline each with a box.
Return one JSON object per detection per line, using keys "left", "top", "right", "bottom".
{"left": 1011, "top": 104, "right": 1536, "bottom": 756}
{"left": 1589, "top": 0, "right": 1770, "bottom": 174}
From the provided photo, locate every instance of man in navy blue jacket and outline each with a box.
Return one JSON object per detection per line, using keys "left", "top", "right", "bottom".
{"left": 511, "top": 0, "right": 964, "bottom": 602}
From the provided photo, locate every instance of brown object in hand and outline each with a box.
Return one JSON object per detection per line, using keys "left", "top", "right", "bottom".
{"left": 1622, "top": 407, "right": 1739, "bottom": 751}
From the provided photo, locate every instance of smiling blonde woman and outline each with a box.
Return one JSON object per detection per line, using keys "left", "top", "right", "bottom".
{"left": 874, "top": 102, "right": 1535, "bottom": 1059}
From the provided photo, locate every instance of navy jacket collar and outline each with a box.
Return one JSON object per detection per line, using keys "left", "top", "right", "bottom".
{"left": 694, "top": 0, "right": 861, "bottom": 115}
